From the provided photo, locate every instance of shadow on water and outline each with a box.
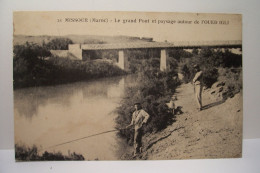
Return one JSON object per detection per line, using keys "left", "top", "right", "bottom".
{"left": 202, "top": 100, "right": 225, "bottom": 111}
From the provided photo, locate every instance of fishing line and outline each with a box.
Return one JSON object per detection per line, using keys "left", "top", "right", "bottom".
{"left": 40, "top": 129, "right": 120, "bottom": 151}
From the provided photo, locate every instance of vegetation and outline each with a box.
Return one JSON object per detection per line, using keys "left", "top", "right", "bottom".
{"left": 15, "top": 144, "right": 84, "bottom": 161}
{"left": 180, "top": 48, "right": 242, "bottom": 85}
{"left": 44, "top": 38, "right": 73, "bottom": 50}
{"left": 13, "top": 42, "right": 125, "bottom": 89}
{"left": 218, "top": 67, "right": 242, "bottom": 99}
{"left": 115, "top": 47, "right": 242, "bottom": 151}
{"left": 179, "top": 47, "right": 242, "bottom": 97}
{"left": 116, "top": 55, "right": 181, "bottom": 146}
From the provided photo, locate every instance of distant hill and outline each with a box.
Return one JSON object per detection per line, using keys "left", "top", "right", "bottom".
{"left": 13, "top": 35, "right": 153, "bottom": 45}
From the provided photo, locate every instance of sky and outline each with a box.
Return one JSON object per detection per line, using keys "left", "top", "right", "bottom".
{"left": 13, "top": 11, "right": 242, "bottom": 42}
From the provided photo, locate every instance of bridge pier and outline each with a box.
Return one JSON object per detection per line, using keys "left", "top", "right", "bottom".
{"left": 68, "top": 44, "right": 82, "bottom": 60}
{"left": 117, "top": 49, "right": 169, "bottom": 71}
{"left": 160, "top": 49, "right": 169, "bottom": 71}
{"left": 118, "top": 50, "right": 128, "bottom": 70}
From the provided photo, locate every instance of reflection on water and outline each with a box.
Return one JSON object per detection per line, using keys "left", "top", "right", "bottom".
{"left": 14, "top": 75, "right": 135, "bottom": 160}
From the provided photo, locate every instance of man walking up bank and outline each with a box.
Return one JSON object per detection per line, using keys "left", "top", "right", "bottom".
{"left": 126, "top": 103, "right": 150, "bottom": 156}
{"left": 193, "top": 64, "right": 203, "bottom": 111}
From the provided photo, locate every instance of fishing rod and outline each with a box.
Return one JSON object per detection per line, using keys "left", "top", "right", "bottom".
{"left": 40, "top": 128, "right": 123, "bottom": 151}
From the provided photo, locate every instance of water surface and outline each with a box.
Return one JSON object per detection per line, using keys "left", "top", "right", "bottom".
{"left": 14, "top": 75, "right": 135, "bottom": 160}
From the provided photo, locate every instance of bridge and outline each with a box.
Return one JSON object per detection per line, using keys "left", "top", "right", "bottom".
{"left": 68, "top": 40, "right": 242, "bottom": 71}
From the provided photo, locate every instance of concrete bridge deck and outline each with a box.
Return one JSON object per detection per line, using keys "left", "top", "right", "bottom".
{"left": 80, "top": 40, "right": 242, "bottom": 50}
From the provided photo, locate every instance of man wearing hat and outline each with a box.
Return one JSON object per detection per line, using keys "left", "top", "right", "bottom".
{"left": 193, "top": 64, "right": 203, "bottom": 111}
{"left": 125, "top": 103, "right": 150, "bottom": 156}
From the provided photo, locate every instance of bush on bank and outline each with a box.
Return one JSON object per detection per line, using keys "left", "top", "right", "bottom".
{"left": 44, "top": 38, "right": 73, "bottom": 50}
{"left": 179, "top": 48, "right": 242, "bottom": 98}
{"left": 218, "top": 67, "right": 242, "bottom": 99}
{"left": 15, "top": 143, "right": 84, "bottom": 161}
{"left": 116, "top": 58, "right": 180, "bottom": 145}
{"left": 180, "top": 48, "right": 242, "bottom": 87}
{"left": 13, "top": 43, "right": 125, "bottom": 89}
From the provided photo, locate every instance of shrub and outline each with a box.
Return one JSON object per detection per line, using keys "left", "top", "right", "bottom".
{"left": 116, "top": 60, "right": 179, "bottom": 145}
{"left": 181, "top": 64, "right": 192, "bottom": 83}
{"left": 45, "top": 38, "right": 73, "bottom": 50}
{"left": 179, "top": 48, "right": 242, "bottom": 88}
{"left": 15, "top": 144, "right": 84, "bottom": 161}
{"left": 202, "top": 67, "right": 219, "bottom": 88}
{"left": 168, "top": 49, "right": 193, "bottom": 61}
{"left": 180, "top": 62, "right": 218, "bottom": 88}
{"left": 218, "top": 67, "right": 242, "bottom": 99}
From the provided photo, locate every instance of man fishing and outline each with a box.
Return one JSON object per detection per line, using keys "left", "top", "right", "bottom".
{"left": 45, "top": 103, "right": 149, "bottom": 157}
{"left": 125, "top": 103, "right": 150, "bottom": 157}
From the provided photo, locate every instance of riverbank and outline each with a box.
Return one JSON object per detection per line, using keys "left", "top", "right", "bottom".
{"left": 13, "top": 43, "right": 126, "bottom": 89}
{"left": 123, "top": 82, "right": 242, "bottom": 160}
{"left": 13, "top": 56, "right": 126, "bottom": 89}
{"left": 116, "top": 68, "right": 180, "bottom": 147}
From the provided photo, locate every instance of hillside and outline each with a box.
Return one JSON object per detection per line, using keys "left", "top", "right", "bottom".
{"left": 13, "top": 35, "right": 151, "bottom": 45}
{"left": 123, "top": 82, "right": 242, "bottom": 160}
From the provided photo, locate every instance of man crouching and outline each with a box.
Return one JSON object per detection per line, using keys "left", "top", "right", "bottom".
{"left": 125, "top": 103, "right": 150, "bottom": 157}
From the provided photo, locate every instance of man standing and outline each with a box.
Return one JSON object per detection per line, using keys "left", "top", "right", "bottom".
{"left": 193, "top": 64, "right": 203, "bottom": 111}
{"left": 126, "top": 103, "right": 150, "bottom": 156}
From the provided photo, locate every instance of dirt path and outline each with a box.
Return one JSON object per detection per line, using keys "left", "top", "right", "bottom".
{"left": 140, "top": 83, "right": 242, "bottom": 160}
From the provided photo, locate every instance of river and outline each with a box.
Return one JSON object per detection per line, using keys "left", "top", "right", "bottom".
{"left": 14, "top": 75, "right": 136, "bottom": 160}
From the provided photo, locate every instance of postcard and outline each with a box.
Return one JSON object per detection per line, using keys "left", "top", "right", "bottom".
{"left": 13, "top": 11, "right": 242, "bottom": 161}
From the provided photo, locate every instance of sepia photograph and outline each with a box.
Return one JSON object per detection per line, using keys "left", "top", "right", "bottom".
{"left": 13, "top": 11, "right": 242, "bottom": 161}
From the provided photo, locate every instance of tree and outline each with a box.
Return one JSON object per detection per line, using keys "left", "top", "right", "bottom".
{"left": 14, "top": 42, "right": 51, "bottom": 66}
{"left": 200, "top": 47, "right": 213, "bottom": 57}
{"left": 13, "top": 42, "right": 51, "bottom": 88}
{"left": 168, "top": 49, "right": 192, "bottom": 61}
{"left": 45, "top": 38, "right": 73, "bottom": 50}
